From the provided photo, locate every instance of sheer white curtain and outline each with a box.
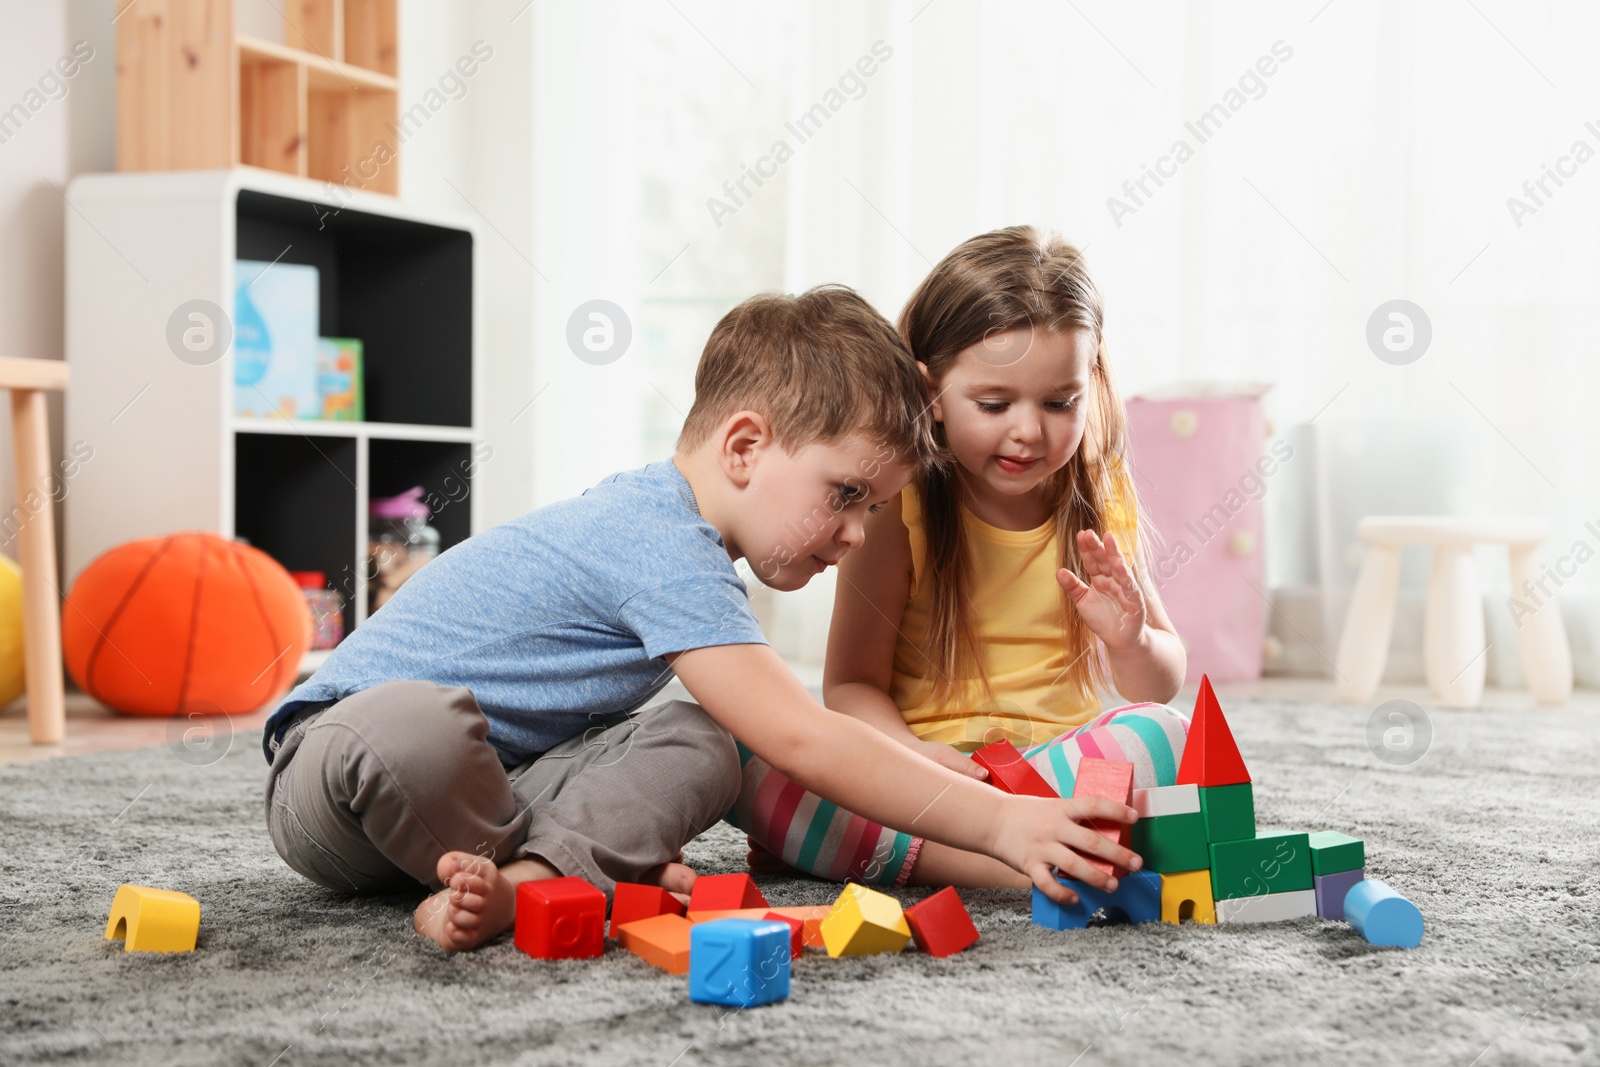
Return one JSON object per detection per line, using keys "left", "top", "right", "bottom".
{"left": 532, "top": 0, "right": 1600, "bottom": 685}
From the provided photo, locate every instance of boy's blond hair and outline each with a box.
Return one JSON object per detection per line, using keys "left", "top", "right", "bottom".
{"left": 678, "top": 285, "right": 933, "bottom": 467}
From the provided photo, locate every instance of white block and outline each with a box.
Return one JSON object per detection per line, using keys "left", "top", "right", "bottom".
{"left": 1216, "top": 889, "right": 1317, "bottom": 924}
{"left": 1132, "top": 783, "right": 1200, "bottom": 818}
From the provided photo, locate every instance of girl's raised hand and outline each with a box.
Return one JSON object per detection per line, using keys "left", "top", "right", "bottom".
{"left": 1056, "top": 529, "right": 1146, "bottom": 651}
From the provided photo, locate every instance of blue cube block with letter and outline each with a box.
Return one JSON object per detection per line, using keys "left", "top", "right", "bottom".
{"left": 688, "top": 919, "right": 791, "bottom": 1008}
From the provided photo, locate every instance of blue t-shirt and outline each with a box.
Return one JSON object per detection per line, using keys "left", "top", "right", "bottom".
{"left": 261, "top": 460, "right": 769, "bottom": 765}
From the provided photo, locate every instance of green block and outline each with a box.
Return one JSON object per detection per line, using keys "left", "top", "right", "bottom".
{"left": 1198, "top": 783, "right": 1255, "bottom": 843}
{"left": 1307, "top": 830, "right": 1365, "bottom": 875}
{"left": 1130, "top": 811, "right": 1210, "bottom": 872}
{"left": 1209, "top": 832, "right": 1312, "bottom": 901}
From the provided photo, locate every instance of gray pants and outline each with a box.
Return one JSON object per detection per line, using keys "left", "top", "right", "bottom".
{"left": 264, "top": 680, "right": 740, "bottom": 897}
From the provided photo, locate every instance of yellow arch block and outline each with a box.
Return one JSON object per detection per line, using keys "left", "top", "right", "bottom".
{"left": 820, "top": 883, "right": 911, "bottom": 957}
{"left": 1160, "top": 869, "right": 1216, "bottom": 925}
{"left": 104, "top": 885, "right": 201, "bottom": 952}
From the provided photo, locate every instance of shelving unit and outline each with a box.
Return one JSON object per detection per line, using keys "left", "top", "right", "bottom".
{"left": 64, "top": 168, "right": 481, "bottom": 676}
{"left": 117, "top": 0, "right": 401, "bottom": 195}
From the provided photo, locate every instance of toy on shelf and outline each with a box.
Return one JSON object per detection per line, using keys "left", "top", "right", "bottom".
{"left": 904, "top": 887, "right": 980, "bottom": 957}
{"left": 1031, "top": 674, "right": 1424, "bottom": 947}
{"left": 688, "top": 919, "right": 792, "bottom": 1008}
{"left": 104, "top": 885, "right": 200, "bottom": 953}
{"left": 514, "top": 877, "right": 605, "bottom": 960}
{"left": 970, "top": 738, "right": 1058, "bottom": 797}
{"left": 820, "top": 883, "right": 911, "bottom": 958}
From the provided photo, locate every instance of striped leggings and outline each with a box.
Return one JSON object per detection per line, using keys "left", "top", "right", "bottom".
{"left": 723, "top": 702, "right": 1191, "bottom": 888}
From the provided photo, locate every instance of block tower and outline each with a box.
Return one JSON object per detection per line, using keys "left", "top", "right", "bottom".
{"left": 1035, "top": 675, "right": 1372, "bottom": 929}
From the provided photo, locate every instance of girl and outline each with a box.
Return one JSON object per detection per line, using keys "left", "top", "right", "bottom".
{"left": 728, "top": 226, "right": 1191, "bottom": 897}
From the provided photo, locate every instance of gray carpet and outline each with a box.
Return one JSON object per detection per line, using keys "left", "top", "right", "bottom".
{"left": 2, "top": 697, "right": 1597, "bottom": 1066}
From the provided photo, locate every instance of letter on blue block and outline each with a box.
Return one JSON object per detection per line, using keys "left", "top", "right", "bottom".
{"left": 688, "top": 919, "right": 791, "bottom": 1007}
{"left": 1343, "top": 878, "right": 1424, "bottom": 949}
{"left": 1032, "top": 871, "right": 1162, "bottom": 930}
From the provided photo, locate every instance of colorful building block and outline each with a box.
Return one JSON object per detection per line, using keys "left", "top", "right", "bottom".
{"left": 514, "top": 876, "right": 605, "bottom": 960}
{"left": 1032, "top": 870, "right": 1162, "bottom": 930}
{"left": 1132, "top": 782, "right": 1200, "bottom": 818}
{"left": 1344, "top": 879, "right": 1424, "bottom": 948}
{"left": 104, "top": 885, "right": 200, "bottom": 953}
{"left": 1072, "top": 757, "right": 1136, "bottom": 877}
{"left": 1159, "top": 869, "right": 1216, "bottom": 924}
{"left": 1216, "top": 889, "right": 1317, "bottom": 924}
{"left": 1307, "top": 830, "right": 1365, "bottom": 875}
{"left": 970, "top": 739, "right": 1059, "bottom": 798}
{"left": 766, "top": 905, "right": 832, "bottom": 949}
{"left": 904, "top": 886, "right": 979, "bottom": 958}
{"left": 1209, "top": 832, "right": 1312, "bottom": 901}
{"left": 1175, "top": 674, "right": 1251, "bottom": 788}
{"left": 608, "top": 882, "right": 686, "bottom": 939}
{"left": 688, "top": 920, "right": 791, "bottom": 1008}
{"left": 1131, "top": 810, "right": 1210, "bottom": 872}
{"left": 687, "top": 873, "right": 768, "bottom": 913}
{"left": 617, "top": 913, "right": 694, "bottom": 973}
{"left": 761, "top": 911, "right": 805, "bottom": 958}
{"left": 1314, "top": 869, "right": 1365, "bottom": 921}
{"left": 820, "top": 883, "right": 911, "bottom": 957}
{"left": 1198, "top": 782, "right": 1256, "bottom": 843}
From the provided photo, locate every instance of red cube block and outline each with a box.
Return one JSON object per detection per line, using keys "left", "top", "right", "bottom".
{"left": 686, "top": 872, "right": 768, "bottom": 914}
{"left": 1071, "top": 757, "right": 1135, "bottom": 878}
{"left": 971, "top": 739, "right": 1058, "bottom": 798}
{"left": 608, "top": 882, "right": 686, "bottom": 939}
{"left": 762, "top": 910, "right": 805, "bottom": 959}
{"left": 905, "top": 886, "right": 979, "bottom": 958}
{"left": 514, "top": 876, "right": 605, "bottom": 959}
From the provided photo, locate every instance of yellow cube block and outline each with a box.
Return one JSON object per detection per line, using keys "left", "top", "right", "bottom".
{"left": 104, "top": 884, "right": 201, "bottom": 953}
{"left": 1160, "top": 869, "right": 1216, "bottom": 925}
{"left": 820, "top": 883, "right": 911, "bottom": 957}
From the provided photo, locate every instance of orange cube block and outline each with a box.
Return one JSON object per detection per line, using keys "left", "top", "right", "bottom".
{"left": 766, "top": 905, "right": 832, "bottom": 949}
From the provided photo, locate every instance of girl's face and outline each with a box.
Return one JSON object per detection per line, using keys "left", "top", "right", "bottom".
{"left": 925, "top": 325, "right": 1095, "bottom": 502}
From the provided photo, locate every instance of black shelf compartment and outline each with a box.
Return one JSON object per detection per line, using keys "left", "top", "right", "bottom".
{"left": 235, "top": 189, "right": 474, "bottom": 428}
{"left": 234, "top": 432, "right": 359, "bottom": 639}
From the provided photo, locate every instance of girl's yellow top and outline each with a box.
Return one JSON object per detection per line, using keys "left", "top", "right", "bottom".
{"left": 889, "top": 482, "right": 1136, "bottom": 751}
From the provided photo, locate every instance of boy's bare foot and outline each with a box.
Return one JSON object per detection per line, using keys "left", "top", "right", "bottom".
{"left": 412, "top": 851, "right": 700, "bottom": 952}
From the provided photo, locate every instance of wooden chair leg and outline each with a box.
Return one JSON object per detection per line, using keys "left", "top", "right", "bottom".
{"left": 11, "top": 388, "right": 65, "bottom": 744}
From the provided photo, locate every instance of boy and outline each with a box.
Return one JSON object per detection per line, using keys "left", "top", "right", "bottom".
{"left": 262, "top": 285, "right": 1140, "bottom": 952}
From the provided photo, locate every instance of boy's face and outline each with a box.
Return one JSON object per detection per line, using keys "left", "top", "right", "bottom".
{"left": 740, "top": 433, "right": 914, "bottom": 592}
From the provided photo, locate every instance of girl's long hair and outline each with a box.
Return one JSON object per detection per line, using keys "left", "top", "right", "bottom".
{"left": 898, "top": 225, "right": 1145, "bottom": 713}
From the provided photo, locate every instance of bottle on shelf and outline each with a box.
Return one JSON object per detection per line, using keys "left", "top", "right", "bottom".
{"left": 289, "top": 570, "right": 345, "bottom": 650}
{"left": 368, "top": 486, "right": 441, "bottom": 614}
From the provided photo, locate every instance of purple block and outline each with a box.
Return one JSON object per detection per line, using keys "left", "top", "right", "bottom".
{"left": 1314, "top": 868, "right": 1365, "bottom": 921}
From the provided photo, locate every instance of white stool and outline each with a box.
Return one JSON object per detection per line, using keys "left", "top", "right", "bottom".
{"left": 1334, "top": 516, "right": 1573, "bottom": 708}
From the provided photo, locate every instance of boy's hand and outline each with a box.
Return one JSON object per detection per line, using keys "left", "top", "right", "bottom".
{"left": 1057, "top": 529, "right": 1147, "bottom": 652}
{"left": 905, "top": 738, "right": 988, "bottom": 781}
{"left": 991, "top": 793, "right": 1142, "bottom": 904}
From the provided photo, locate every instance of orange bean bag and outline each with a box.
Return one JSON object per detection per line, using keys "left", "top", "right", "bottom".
{"left": 63, "top": 532, "right": 312, "bottom": 717}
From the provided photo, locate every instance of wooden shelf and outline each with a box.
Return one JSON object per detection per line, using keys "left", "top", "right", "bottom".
{"left": 237, "top": 35, "right": 397, "bottom": 91}
{"left": 231, "top": 418, "right": 477, "bottom": 443}
{"left": 117, "top": 0, "right": 400, "bottom": 195}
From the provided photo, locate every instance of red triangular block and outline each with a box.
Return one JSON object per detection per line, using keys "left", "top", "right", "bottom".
{"left": 1175, "top": 675, "right": 1250, "bottom": 787}
{"left": 971, "top": 739, "right": 1059, "bottom": 798}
